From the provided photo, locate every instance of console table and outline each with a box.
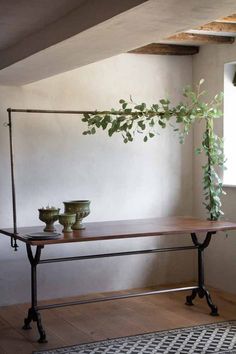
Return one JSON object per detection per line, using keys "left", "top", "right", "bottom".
{"left": 1, "top": 216, "right": 236, "bottom": 343}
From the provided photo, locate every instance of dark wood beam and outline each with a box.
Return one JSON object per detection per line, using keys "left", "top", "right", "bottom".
{"left": 167, "top": 33, "right": 234, "bottom": 44}
{"left": 196, "top": 21, "right": 236, "bottom": 33}
{"left": 129, "top": 43, "right": 199, "bottom": 55}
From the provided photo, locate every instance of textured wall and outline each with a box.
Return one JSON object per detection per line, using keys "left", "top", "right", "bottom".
{"left": 0, "top": 53, "right": 195, "bottom": 305}
{"left": 193, "top": 42, "right": 236, "bottom": 294}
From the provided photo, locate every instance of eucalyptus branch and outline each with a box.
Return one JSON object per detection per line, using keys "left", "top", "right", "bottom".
{"left": 82, "top": 80, "right": 225, "bottom": 220}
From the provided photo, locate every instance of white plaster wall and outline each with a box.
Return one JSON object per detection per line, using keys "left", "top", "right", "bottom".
{"left": 0, "top": 54, "right": 195, "bottom": 306}
{"left": 193, "top": 43, "right": 236, "bottom": 294}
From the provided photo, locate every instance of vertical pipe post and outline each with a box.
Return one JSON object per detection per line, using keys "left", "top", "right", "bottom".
{"left": 7, "top": 108, "right": 18, "bottom": 250}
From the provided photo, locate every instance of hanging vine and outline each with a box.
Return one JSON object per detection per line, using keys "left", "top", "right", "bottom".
{"left": 82, "top": 80, "right": 225, "bottom": 220}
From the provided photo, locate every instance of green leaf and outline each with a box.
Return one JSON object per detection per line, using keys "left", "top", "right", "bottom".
{"left": 126, "top": 132, "right": 133, "bottom": 141}
{"left": 152, "top": 104, "right": 159, "bottom": 111}
{"left": 120, "top": 123, "right": 128, "bottom": 131}
{"left": 135, "top": 103, "right": 146, "bottom": 111}
{"left": 108, "top": 129, "right": 113, "bottom": 137}
{"left": 195, "top": 147, "right": 202, "bottom": 155}
{"left": 138, "top": 121, "right": 146, "bottom": 130}
{"left": 176, "top": 115, "right": 183, "bottom": 123}
{"left": 149, "top": 119, "right": 155, "bottom": 127}
{"left": 101, "top": 118, "right": 108, "bottom": 130}
{"left": 82, "top": 113, "right": 91, "bottom": 121}
{"left": 140, "top": 103, "right": 146, "bottom": 111}
{"left": 158, "top": 120, "right": 166, "bottom": 128}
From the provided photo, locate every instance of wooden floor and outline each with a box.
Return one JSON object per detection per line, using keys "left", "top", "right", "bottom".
{"left": 0, "top": 285, "right": 235, "bottom": 354}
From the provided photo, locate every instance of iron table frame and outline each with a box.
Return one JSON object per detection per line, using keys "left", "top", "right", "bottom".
{"left": 14, "top": 230, "right": 217, "bottom": 343}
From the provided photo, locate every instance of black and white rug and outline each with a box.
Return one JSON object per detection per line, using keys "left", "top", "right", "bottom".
{"left": 34, "top": 321, "right": 236, "bottom": 354}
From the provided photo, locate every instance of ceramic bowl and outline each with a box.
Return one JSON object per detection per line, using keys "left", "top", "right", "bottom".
{"left": 38, "top": 208, "right": 60, "bottom": 232}
{"left": 59, "top": 213, "right": 76, "bottom": 233}
{"left": 63, "top": 200, "right": 90, "bottom": 230}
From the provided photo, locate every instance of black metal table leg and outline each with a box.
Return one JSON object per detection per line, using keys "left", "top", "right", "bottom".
{"left": 22, "top": 244, "right": 47, "bottom": 343}
{"left": 185, "top": 232, "right": 218, "bottom": 316}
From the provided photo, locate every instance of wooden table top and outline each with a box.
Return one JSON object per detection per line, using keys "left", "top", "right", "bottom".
{"left": 1, "top": 216, "right": 236, "bottom": 246}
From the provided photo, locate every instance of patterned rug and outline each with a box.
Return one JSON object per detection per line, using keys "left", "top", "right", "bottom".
{"left": 34, "top": 321, "right": 236, "bottom": 354}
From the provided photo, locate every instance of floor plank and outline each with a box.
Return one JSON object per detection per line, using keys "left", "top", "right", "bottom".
{"left": 0, "top": 285, "right": 235, "bottom": 354}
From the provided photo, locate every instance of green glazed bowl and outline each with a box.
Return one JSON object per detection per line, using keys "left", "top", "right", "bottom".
{"left": 38, "top": 208, "right": 60, "bottom": 232}
{"left": 63, "top": 200, "right": 90, "bottom": 230}
{"left": 59, "top": 213, "right": 76, "bottom": 233}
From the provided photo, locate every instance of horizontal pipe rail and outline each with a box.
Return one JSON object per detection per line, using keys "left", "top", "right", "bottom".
{"left": 37, "top": 286, "right": 198, "bottom": 311}
{"left": 8, "top": 108, "right": 109, "bottom": 114}
{"left": 7, "top": 108, "right": 164, "bottom": 116}
{"left": 39, "top": 245, "right": 197, "bottom": 264}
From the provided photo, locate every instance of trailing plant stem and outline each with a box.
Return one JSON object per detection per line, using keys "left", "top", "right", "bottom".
{"left": 82, "top": 81, "right": 225, "bottom": 220}
{"left": 206, "top": 119, "right": 213, "bottom": 220}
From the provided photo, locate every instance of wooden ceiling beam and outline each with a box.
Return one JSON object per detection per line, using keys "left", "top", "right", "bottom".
{"left": 129, "top": 43, "right": 199, "bottom": 55}
{"left": 195, "top": 21, "right": 236, "bottom": 33}
{"left": 215, "top": 14, "right": 236, "bottom": 23}
{"left": 167, "top": 33, "right": 234, "bottom": 44}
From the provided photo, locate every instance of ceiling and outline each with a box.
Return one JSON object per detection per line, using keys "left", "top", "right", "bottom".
{"left": 0, "top": 0, "right": 148, "bottom": 72}
{"left": 1, "top": 0, "right": 236, "bottom": 85}
{"left": 0, "top": 0, "right": 85, "bottom": 51}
